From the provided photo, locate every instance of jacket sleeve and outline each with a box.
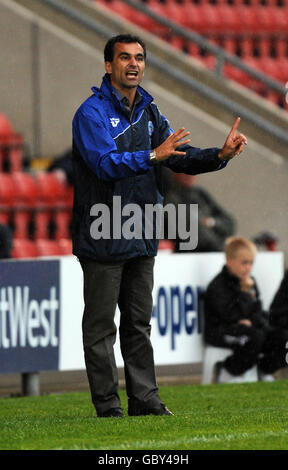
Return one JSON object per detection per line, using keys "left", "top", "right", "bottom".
{"left": 269, "top": 270, "right": 288, "bottom": 328}
{"left": 164, "top": 145, "right": 228, "bottom": 175}
{"left": 152, "top": 107, "right": 228, "bottom": 175}
{"left": 72, "top": 109, "right": 153, "bottom": 182}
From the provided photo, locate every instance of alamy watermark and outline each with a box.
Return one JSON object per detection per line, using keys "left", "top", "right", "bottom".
{"left": 90, "top": 195, "right": 198, "bottom": 251}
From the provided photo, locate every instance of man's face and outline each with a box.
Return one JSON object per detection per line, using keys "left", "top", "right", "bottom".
{"left": 226, "top": 248, "right": 255, "bottom": 280}
{"left": 105, "top": 42, "right": 145, "bottom": 92}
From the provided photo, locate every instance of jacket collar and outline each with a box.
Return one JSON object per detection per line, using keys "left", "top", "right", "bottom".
{"left": 222, "top": 265, "right": 241, "bottom": 286}
{"left": 92, "top": 73, "right": 154, "bottom": 111}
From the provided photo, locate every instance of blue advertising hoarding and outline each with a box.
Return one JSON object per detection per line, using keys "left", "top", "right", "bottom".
{"left": 0, "top": 259, "right": 60, "bottom": 373}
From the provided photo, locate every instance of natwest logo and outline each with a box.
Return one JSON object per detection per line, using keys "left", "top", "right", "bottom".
{"left": 0, "top": 286, "right": 59, "bottom": 349}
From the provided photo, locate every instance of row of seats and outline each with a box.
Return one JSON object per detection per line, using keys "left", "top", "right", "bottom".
{"left": 0, "top": 113, "right": 24, "bottom": 172}
{"left": 0, "top": 171, "right": 73, "bottom": 242}
{"left": 143, "top": 0, "right": 288, "bottom": 6}
{"left": 12, "top": 238, "right": 72, "bottom": 258}
{"left": 173, "top": 35, "right": 288, "bottom": 57}
{"left": 96, "top": 0, "right": 287, "bottom": 107}
{"left": 99, "top": 1, "right": 288, "bottom": 50}
{"left": 0, "top": 114, "right": 73, "bottom": 258}
{"left": 202, "top": 55, "right": 288, "bottom": 83}
{"left": 145, "top": 3, "right": 288, "bottom": 34}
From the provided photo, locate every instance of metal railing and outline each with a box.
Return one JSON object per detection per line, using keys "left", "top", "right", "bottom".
{"left": 122, "top": 0, "right": 287, "bottom": 97}
{"left": 39, "top": 0, "right": 288, "bottom": 146}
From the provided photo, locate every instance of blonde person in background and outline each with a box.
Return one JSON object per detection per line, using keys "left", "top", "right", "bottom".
{"left": 203, "top": 237, "right": 288, "bottom": 383}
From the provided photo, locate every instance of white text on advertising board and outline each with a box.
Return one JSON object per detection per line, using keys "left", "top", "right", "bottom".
{"left": 0, "top": 286, "right": 59, "bottom": 349}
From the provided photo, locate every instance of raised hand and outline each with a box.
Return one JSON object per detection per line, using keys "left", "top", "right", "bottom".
{"left": 218, "top": 117, "right": 248, "bottom": 161}
{"left": 154, "top": 127, "right": 191, "bottom": 162}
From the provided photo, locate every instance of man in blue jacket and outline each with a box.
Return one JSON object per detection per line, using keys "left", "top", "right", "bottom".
{"left": 72, "top": 34, "right": 247, "bottom": 417}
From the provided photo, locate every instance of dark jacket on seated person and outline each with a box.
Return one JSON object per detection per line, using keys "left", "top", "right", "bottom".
{"left": 269, "top": 270, "right": 288, "bottom": 329}
{"left": 204, "top": 265, "right": 269, "bottom": 346}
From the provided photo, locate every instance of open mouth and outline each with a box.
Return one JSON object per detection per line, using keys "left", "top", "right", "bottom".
{"left": 126, "top": 70, "right": 138, "bottom": 78}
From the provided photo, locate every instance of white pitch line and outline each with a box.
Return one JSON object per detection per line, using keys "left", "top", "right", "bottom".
{"left": 93, "top": 429, "right": 288, "bottom": 450}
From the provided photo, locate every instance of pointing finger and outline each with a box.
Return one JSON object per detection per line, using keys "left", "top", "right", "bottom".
{"left": 229, "top": 117, "right": 241, "bottom": 137}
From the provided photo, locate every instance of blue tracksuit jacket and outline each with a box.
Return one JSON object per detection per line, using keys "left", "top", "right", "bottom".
{"left": 71, "top": 74, "right": 227, "bottom": 262}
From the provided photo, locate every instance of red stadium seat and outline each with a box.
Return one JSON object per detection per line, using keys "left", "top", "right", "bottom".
{"left": 215, "top": 5, "right": 241, "bottom": 34}
{"left": 12, "top": 238, "right": 38, "bottom": 259}
{"left": 58, "top": 238, "right": 73, "bottom": 255}
{"left": 258, "top": 57, "right": 284, "bottom": 82}
{"left": 34, "top": 172, "right": 67, "bottom": 208}
{"left": 273, "top": 6, "right": 288, "bottom": 34}
{"left": 276, "top": 58, "right": 288, "bottom": 83}
{"left": 36, "top": 239, "right": 63, "bottom": 257}
{"left": 223, "top": 63, "right": 252, "bottom": 87}
{"left": 0, "top": 173, "right": 16, "bottom": 224}
{"left": 256, "top": 6, "right": 276, "bottom": 33}
{"left": 158, "top": 239, "right": 175, "bottom": 253}
{"left": 0, "top": 113, "right": 13, "bottom": 137}
{"left": 12, "top": 172, "right": 38, "bottom": 206}
{"left": 180, "top": 5, "right": 206, "bottom": 32}
{"left": 53, "top": 211, "right": 72, "bottom": 240}
{"left": 274, "top": 39, "right": 288, "bottom": 58}
{"left": 258, "top": 38, "right": 272, "bottom": 58}
{"left": 222, "top": 37, "right": 238, "bottom": 56}
{"left": 11, "top": 172, "right": 38, "bottom": 239}
{"left": 200, "top": 5, "right": 223, "bottom": 34}
{"left": 234, "top": 6, "right": 258, "bottom": 34}
{"left": 31, "top": 173, "right": 72, "bottom": 240}
{"left": 239, "top": 37, "right": 254, "bottom": 58}
{"left": 0, "top": 115, "right": 23, "bottom": 172}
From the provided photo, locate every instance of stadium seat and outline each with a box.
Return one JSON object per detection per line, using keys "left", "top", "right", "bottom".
{"left": 256, "top": 6, "right": 277, "bottom": 33}
{"left": 53, "top": 211, "right": 72, "bottom": 240}
{"left": 201, "top": 345, "right": 258, "bottom": 384}
{"left": 0, "top": 113, "right": 13, "bottom": 137}
{"left": 0, "top": 173, "right": 16, "bottom": 224}
{"left": 34, "top": 172, "right": 67, "bottom": 208}
{"left": 258, "top": 57, "right": 284, "bottom": 82}
{"left": 242, "top": 56, "right": 267, "bottom": 93}
{"left": 158, "top": 239, "right": 174, "bottom": 253}
{"left": 11, "top": 172, "right": 38, "bottom": 239}
{"left": 216, "top": 5, "right": 242, "bottom": 34}
{"left": 35, "top": 239, "right": 63, "bottom": 257}
{"left": 273, "top": 6, "right": 288, "bottom": 33}
{"left": 199, "top": 55, "right": 217, "bottom": 71}
{"left": 11, "top": 238, "right": 38, "bottom": 259}
{"left": 0, "top": 115, "right": 24, "bottom": 172}
{"left": 274, "top": 38, "right": 287, "bottom": 58}
{"left": 223, "top": 63, "right": 252, "bottom": 87}
{"left": 222, "top": 37, "right": 238, "bottom": 56}
{"left": 186, "top": 41, "right": 201, "bottom": 58}
{"left": 239, "top": 37, "right": 254, "bottom": 58}
{"left": 180, "top": 5, "right": 206, "bottom": 32}
{"left": 58, "top": 238, "right": 73, "bottom": 255}
{"left": 234, "top": 6, "right": 258, "bottom": 34}
{"left": 169, "top": 35, "right": 188, "bottom": 53}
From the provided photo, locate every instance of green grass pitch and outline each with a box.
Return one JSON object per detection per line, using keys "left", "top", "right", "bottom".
{"left": 1, "top": 380, "right": 288, "bottom": 450}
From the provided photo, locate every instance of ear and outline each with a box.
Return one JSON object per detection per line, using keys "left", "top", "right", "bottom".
{"left": 105, "top": 62, "right": 112, "bottom": 74}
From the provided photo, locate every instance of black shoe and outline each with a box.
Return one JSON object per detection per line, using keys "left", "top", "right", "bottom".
{"left": 128, "top": 401, "right": 174, "bottom": 416}
{"left": 98, "top": 407, "right": 124, "bottom": 418}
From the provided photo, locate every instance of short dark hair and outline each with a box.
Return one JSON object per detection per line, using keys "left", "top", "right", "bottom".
{"left": 104, "top": 34, "right": 147, "bottom": 62}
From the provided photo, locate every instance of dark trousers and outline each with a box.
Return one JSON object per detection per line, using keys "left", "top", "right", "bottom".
{"left": 79, "top": 256, "right": 161, "bottom": 414}
{"left": 211, "top": 324, "right": 288, "bottom": 376}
